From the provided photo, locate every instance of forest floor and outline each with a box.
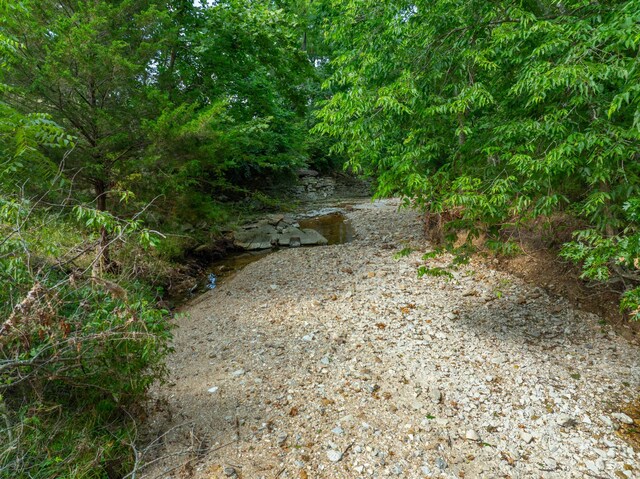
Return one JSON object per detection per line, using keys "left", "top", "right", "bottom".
{"left": 141, "top": 199, "right": 640, "bottom": 479}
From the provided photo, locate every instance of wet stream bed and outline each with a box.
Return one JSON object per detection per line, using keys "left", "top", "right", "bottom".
{"left": 298, "top": 211, "right": 355, "bottom": 245}
{"left": 197, "top": 210, "right": 354, "bottom": 293}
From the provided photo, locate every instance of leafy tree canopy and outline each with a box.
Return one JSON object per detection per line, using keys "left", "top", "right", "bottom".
{"left": 314, "top": 0, "right": 640, "bottom": 316}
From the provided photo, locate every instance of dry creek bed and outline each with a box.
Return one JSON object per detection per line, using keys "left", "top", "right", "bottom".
{"left": 142, "top": 199, "right": 640, "bottom": 479}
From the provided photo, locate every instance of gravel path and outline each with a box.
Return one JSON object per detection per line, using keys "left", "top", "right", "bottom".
{"left": 143, "top": 199, "right": 640, "bottom": 479}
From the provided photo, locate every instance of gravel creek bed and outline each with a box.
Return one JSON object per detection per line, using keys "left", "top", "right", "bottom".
{"left": 143, "top": 199, "right": 640, "bottom": 479}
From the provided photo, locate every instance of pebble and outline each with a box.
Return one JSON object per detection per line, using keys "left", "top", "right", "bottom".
{"left": 585, "top": 459, "right": 603, "bottom": 474}
{"left": 435, "top": 458, "right": 447, "bottom": 471}
{"left": 465, "top": 430, "right": 480, "bottom": 441}
{"left": 429, "top": 388, "right": 442, "bottom": 404}
{"left": 207, "top": 386, "right": 219, "bottom": 393}
{"left": 600, "top": 415, "right": 614, "bottom": 427}
{"left": 543, "top": 458, "right": 557, "bottom": 470}
{"left": 391, "top": 464, "right": 403, "bottom": 475}
{"left": 366, "top": 383, "right": 380, "bottom": 393}
{"left": 327, "top": 450, "right": 343, "bottom": 462}
{"left": 231, "top": 369, "right": 245, "bottom": 377}
{"left": 223, "top": 465, "right": 237, "bottom": 477}
{"left": 613, "top": 413, "right": 634, "bottom": 425}
{"left": 277, "top": 432, "right": 288, "bottom": 446}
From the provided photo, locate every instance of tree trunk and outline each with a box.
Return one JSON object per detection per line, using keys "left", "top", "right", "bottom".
{"left": 600, "top": 180, "right": 617, "bottom": 238}
{"left": 93, "top": 179, "right": 110, "bottom": 277}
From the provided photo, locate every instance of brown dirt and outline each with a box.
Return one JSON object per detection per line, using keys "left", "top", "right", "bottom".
{"left": 424, "top": 212, "right": 640, "bottom": 346}
{"left": 620, "top": 400, "right": 640, "bottom": 452}
{"left": 488, "top": 246, "right": 640, "bottom": 346}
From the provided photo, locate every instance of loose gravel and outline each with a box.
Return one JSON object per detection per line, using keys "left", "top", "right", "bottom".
{"left": 142, "top": 199, "right": 640, "bottom": 479}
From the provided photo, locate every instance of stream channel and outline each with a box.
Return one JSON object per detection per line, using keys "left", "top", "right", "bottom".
{"left": 196, "top": 210, "right": 355, "bottom": 293}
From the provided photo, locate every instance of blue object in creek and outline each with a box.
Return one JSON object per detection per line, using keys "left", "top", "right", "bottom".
{"left": 207, "top": 273, "right": 217, "bottom": 289}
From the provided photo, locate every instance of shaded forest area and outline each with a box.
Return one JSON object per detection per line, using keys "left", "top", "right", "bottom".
{"left": 1, "top": 0, "right": 639, "bottom": 477}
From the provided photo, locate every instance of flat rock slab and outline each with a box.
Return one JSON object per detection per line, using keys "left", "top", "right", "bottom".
{"left": 234, "top": 224, "right": 328, "bottom": 250}
{"left": 233, "top": 224, "right": 277, "bottom": 250}
{"left": 278, "top": 227, "right": 328, "bottom": 247}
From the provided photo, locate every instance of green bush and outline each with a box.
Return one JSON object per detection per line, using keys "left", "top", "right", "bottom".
{"left": 0, "top": 245, "right": 172, "bottom": 478}
{"left": 0, "top": 171, "right": 171, "bottom": 479}
{"left": 314, "top": 0, "right": 640, "bottom": 317}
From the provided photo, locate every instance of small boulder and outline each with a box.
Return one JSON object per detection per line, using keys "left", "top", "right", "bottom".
{"left": 234, "top": 224, "right": 278, "bottom": 250}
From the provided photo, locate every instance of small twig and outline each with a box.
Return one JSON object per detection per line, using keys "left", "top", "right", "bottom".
{"left": 342, "top": 441, "right": 355, "bottom": 457}
{"left": 133, "top": 438, "right": 237, "bottom": 479}
{"left": 583, "top": 472, "right": 608, "bottom": 479}
{"left": 142, "top": 420, "right": 196, "bottom": 452}
{"left": 55, "top": 240, "right": 100, "bottom": 268}
{"left": 148, "top": 455, "right": 198, "bottom": 479}
{"left": 0, "top": 400, "right": 13, "bottom": 445}
{"left": 210, "top": 440, "right": 239, "bottom": 453}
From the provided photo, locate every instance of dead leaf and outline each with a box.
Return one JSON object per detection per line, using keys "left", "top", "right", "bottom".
{"left": 501, "top": 451, "right": 515, "bottom": 466}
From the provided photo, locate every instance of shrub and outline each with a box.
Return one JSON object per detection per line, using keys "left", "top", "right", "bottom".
{"left": 0, "top": 226, "right": 172, "bottom": 478}
{"left": 0, "top": 189, "right": 171, "bottom": 479}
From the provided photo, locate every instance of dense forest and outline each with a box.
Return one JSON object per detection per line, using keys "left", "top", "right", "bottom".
{"left": 1, "top": 0, "right": 639, "bottom": 477}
